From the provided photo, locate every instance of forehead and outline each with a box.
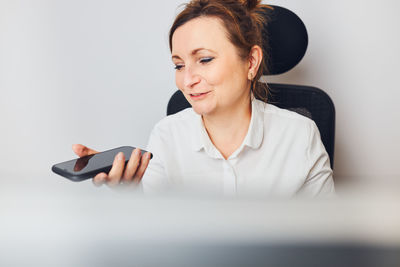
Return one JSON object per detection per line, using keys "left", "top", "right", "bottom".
{"left": 171, "top": 16, "right": 233, "bottom": 56}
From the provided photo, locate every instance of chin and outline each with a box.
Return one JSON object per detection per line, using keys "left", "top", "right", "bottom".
{"left": 183, "top": 91, "right": 217, "bottom": 116}
{"left": 191, "top": 102, "right": 216, "bottom": 116}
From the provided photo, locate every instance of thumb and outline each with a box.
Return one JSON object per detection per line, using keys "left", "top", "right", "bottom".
{"left": 72, "top": 144, "right": 98, "bottom": 158}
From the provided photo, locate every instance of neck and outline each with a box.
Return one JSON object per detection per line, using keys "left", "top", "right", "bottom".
{"left": 202, "top": 94, "right": 252, "bottom": 159}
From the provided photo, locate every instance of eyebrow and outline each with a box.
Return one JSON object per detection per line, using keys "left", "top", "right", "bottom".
{"left": 172, "top": 48, "right": 216, "bottom": 60}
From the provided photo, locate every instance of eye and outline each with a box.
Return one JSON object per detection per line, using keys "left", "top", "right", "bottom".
{"left": 174, "top": 64, "right": 184, "bottom": 70}
{"left": 200, "top": 57, "right": 214, "bottom": 64}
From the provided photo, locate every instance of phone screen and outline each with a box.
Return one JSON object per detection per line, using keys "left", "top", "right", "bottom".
{"left": 52, "top": 146, "right": 149, "bottom": 182}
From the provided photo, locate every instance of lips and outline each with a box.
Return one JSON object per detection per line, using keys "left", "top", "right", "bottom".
{"left": 190, "top": 92, "right": 209, "bottom": 96}
{"left": 189, "top": 91, "right": 210, "bottom": 100}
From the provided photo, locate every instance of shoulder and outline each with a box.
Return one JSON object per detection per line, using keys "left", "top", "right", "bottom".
{"left": 150, "top": 107, "right": 198, "bottom": 140}
{"left": 254, "top": 99, "right": 317, "bottom": 143}
{"left": 147, "top": 107, "right": 197, "bottom": 152}
{"left": 155, "top": 108, "right": 197, "bottom": 128}
{"left": 258, "top": 100, "right": 311, "bottom": 122}
{"left": 256, "top": 100, "right": 315, "bottom": 128}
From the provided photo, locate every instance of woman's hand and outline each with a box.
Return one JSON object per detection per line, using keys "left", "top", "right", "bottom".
{"left": 72, "top": 144, "right": 151, "bottom": 187}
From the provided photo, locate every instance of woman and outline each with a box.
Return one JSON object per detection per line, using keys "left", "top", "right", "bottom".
{"left": 73, "top": 0, "right": 334, "bottom": 196}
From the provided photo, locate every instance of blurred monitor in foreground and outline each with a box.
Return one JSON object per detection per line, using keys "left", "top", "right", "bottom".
{"left": 1, "top": 176, "right": 399, "bottom": 267}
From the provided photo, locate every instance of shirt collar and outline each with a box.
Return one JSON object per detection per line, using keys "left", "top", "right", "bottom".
{"left": 192, "top": 113, "right": 223, "bottom": 158}
{"left": 191, "top": 113, "right": 207, "bottom": 152}
{"left": 191, "top": 98, "right": 265, "bottom": 155}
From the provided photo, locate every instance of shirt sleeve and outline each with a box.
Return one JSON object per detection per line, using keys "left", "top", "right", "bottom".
{"left": 141, "top": 124, "right": 169, "bottom": 193}
{"left": 297, "top": 120, "right": 335, "bottom": 197}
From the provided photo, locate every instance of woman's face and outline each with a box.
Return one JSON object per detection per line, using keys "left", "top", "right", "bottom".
{"left": 171, "top": 17, "right": 251, "bottom": 116}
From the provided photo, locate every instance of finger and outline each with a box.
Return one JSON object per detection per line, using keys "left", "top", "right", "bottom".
{"left": 93, "top": 172, "right": 107, "bottom": 187}
{"left": 72, "top": 144, "right": 98, "bottom": 157}
{"left": 121, "top": 148, "right": 141, "bottom": 183}
{"left": 133, "top": 152, "right": 151, "bottom": 183}
{"left": 107, "top": 152, "right": 126, "bottom": 186}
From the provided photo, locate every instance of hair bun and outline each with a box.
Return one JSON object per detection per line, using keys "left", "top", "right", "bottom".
{"left": 242, "top": 0, "right": 260, "bottom": 11}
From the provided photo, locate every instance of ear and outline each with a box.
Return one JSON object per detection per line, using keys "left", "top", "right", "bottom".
{"left": 247, "top": 45, "right": 263, "bottom": 80}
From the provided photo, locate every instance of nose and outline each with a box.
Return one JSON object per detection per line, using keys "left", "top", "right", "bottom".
{"left": 183, "top": 66, "right": 201, "bottom": 89}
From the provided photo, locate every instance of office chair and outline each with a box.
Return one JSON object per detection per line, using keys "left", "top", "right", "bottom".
{"left": 166, "top": 6, "right": 336, "bottom": 168}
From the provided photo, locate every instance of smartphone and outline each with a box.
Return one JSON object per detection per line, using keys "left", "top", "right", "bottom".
{"left": 51, "top": 146, "right": 152, "bottom": 182}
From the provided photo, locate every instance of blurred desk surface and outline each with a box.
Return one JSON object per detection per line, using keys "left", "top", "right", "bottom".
{"left": 1, "top": 173, "right": 400, "bottom": 267}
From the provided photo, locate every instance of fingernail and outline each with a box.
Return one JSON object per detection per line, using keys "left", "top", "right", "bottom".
{"left": 135, "top": 149, "right": 141, "bottom": 156}
{"left": 117, "top": 152, "right": 124, "bottom": 160}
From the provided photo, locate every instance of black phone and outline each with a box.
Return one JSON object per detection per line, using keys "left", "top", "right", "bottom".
{"left": 51, "top": 146, "right": 152, "bottom": 182}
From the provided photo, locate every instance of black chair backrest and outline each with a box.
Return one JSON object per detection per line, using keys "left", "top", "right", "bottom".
{"left": 166, "top": 5, "right": 335, "bottom": 168}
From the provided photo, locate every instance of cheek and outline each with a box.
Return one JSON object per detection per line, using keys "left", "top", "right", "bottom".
{"left": 207, "top": 63, "right": 241, "bottom": 91}
{"left": 202, "top": 63, "right": 224, "bottom": 87}
{"left": 225, "top": 60, "right": 249, "bottom": 88}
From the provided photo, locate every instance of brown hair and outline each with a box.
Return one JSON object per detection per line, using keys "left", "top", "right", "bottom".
{"left": 169, "top": 0, "right": 272, "bottom": 102}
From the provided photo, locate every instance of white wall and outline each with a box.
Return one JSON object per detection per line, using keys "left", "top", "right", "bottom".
{"left": 1, "top": 0, "right": 399, "bottom": 185}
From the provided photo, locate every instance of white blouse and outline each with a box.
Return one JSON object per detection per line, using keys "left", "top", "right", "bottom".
{"left": 142, "top": 98, "right": 334, "bottom": 197}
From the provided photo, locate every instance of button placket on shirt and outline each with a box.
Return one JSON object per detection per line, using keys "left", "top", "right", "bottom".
{"left": 222, "top": 159, "right": 237, "bottom": 195}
